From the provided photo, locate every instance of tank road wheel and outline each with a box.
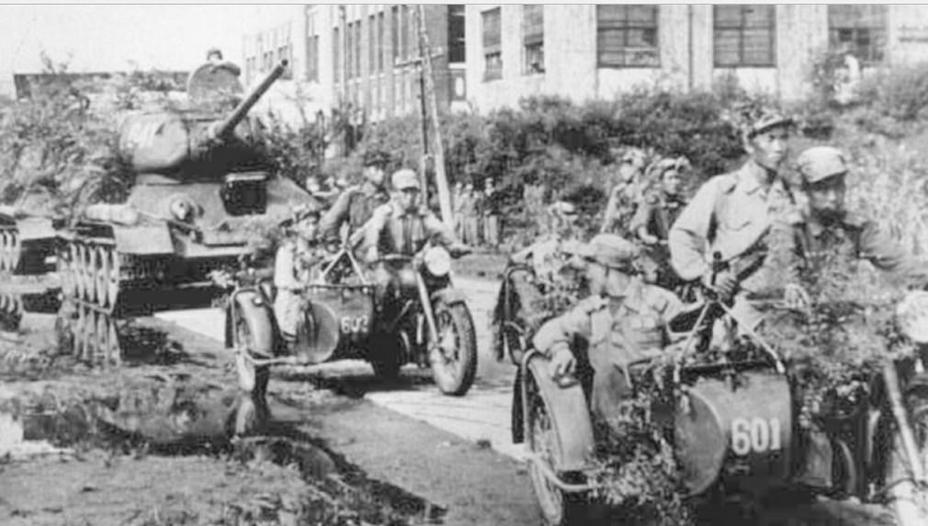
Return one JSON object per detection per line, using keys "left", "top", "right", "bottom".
{"left": 72, "top": 243, "right": 84, "bottom": 301}
{"left": 107, "top": 316, "right": 121, "bottom": 367}
{"left": 107, "top": 248, "right": 120, "bottom": 309}
{"left": 525, "top": 372, "right": 588, "bottom": 526}
{"left": 95, "top": 245, "right": 109, "bottom": 309}
{"left": 55, "top": 301, "right": 77, "bottom": 355}
{"left": 88, "top": 244, "right": 101, "bottom": 305}
{"left": 9, "top": 230, "right": 20, "bottom": 273}
{"left": 888, "top": 392, "right": 928, "bottom": 526}
{"left": 429, "top": 302, "right": 478, "bottom": 396}
{"left": 0, "top": 230, "right": 9, "bottom": 271}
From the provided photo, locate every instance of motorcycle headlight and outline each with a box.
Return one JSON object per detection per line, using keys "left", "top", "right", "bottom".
{"left": 423, "top": 246, "right": 452, "bottom": 277}
{"left": 896, "top": 290, "right": 928, "bottom": 343}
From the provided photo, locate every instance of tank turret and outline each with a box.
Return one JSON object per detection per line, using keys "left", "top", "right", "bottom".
{"left": 55, "top": 57, "right": 318, "bottom": 366}
{"left": 118, "top": 60, "right": 288, "bottom": 177}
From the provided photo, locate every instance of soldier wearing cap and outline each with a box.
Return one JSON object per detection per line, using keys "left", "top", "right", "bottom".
{"left": 533, "top": 234, "right": 690, "bottom": 432}
{"left": 631, "top": 156, "right": 691, "bottom": 289}
{"left": 274, "top": 206, "right": 325, "bottom": 348}
{"left": 319, "top": 150, "right": 391, "bottom": 244}
{"left": 365, "top": 169, "right": 467, "bottom": 308}
{"left": 601, "top": 148, "right": 648, "bottom": 236}
{"left": 669, "top": 107, "right": 797, "bottom": 331}
{"left": 783, "top": 146, "right": 928, "bottom": 288}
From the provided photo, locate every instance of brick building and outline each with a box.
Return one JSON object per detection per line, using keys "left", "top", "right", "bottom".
{"left": 240, "top": 4, "right": 467, "bottom": 126}
{"left": 465, "top": 4, "right": 928, "bottom": 112}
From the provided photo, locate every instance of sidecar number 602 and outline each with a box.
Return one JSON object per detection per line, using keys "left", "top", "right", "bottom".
{"left": 340, "top": 315, "right": 369, "bottom": 334}
{"left": 730, "top": 417, "right": 782, "bottom": 455}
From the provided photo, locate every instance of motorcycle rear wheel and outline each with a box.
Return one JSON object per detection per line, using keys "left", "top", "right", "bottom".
{"left": 430, "top": 302, "right": 477, "bottom": 396}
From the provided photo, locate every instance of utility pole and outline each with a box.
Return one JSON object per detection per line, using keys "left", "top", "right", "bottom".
{"left": 414, "top": 5, "right": 453, "bottom": 229}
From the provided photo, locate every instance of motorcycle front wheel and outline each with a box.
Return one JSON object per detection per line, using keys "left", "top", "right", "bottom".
{"left": 888, "top": 392, "right": 928, "bottom": 526}
{"left": 430, "top": 301, "right": 477, "bottom": 396}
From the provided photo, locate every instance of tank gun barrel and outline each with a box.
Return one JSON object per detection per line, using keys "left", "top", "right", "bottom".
{"left": 211, "top": 59, "right": 288, "bottom": 140}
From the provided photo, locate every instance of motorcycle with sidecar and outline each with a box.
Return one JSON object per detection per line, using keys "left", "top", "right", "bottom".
{"left": 224, "top": 240, "right": 478, "bottom": 397}
{"left": 510, "top": 285, "right": 928, "bottom": 526}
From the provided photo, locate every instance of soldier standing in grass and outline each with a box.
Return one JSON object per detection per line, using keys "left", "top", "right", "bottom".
{"left": 482, "top": 177, "right": 501, "bottom": 251}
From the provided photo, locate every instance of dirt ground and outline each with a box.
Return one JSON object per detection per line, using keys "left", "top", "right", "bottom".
{"left": 0, "top": 257, "right": 901, "bottom": 526}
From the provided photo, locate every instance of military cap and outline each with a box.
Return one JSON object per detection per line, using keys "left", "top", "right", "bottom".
{"left": 362, "top": 149, "right": 391, "bottom": 168}
{"left": 292, "top": 203, "right": 321, "bottom": 222}
{"left": 796, "top": 146, "right": 849, "bottom": 184}
{"left": 646, "top": 156, "right": 690, "bottom": 179}
{"left": 392, "top": 168, "right": 419, "bottom": 191}
{"left": 567, "top": 233, "right": 640, "bottom": 270}
{"left": 548, "top": 201, "right": 578, "bottom": 217}
{"left": 733, "top": 103, "right": 793, "bottom": 138}
{"left": 621, "top": 148, "right": 647, "bottom": 167}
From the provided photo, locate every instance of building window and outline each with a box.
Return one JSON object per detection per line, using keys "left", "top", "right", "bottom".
{"left": 522, "top": 5, "right": 544, "bottom": 74}
{"left": 369, "top": 14, "right": 376, "bottom": 76}
{"left": 354, "top": 21, "right": 362, "bottom": 78}
{"left": 392, "top": 6, "right": 400, "bottom": 64}
{"left": 448, "top": 5, "right": 466, "bottom": 63}
{"left": 378, "top": 12, "right": 385, "bottom": 72}
{"left": 714, "top": 5, "right": 776, "bottom": 67}
{"left": 482, "top": 8, "right": 502, "bottom": 81}
{"left": 333, "top": 26, "right": 340, "bottom": 84}
{"left": 405, "top": 6, "right": 415, "bottom": 60}
{"left": 306, "top": 35, "right": 319, "bottom": 82}
{"left": 828, "top": 5, "right": 886, "bottom": 64}
{"left": 597, "top": 5, "right": 659, "bottom": 68}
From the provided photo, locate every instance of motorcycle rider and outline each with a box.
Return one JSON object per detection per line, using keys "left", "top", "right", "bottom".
{"left": 364, "top": 169, "right": 468, "bottom": 308}
{"left": 533, "top": 233, "right": 693, "bottom": 434}
{"left": 318, "top": 150, "right": 391, "bottom": 244}
{"left": 668, "top": 106, "right": 799, "bottom": 333}
{"left": 782, "top": 146, "right": 928, "bottom": 290}
{"left": 631, "top": 156, "right": 691, "bottom": 290}
{"left": 274, "top": 206, "right": 325, "bottom": 349}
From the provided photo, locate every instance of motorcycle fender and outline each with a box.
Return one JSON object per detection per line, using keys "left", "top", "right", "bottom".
{"left": 231, "top": 291, "right": 275, "bottom": 358}
{"left": 430, "top": 287, "right": 468, "bottom": 306}
{"left": 520, "top": 355, "right": 595, "bottom": 472}
{"left": 675, "top": 371, "right": 792, "bottom": 496}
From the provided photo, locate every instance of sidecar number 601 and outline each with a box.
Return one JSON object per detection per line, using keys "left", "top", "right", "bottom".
{"left": 730, "top": 417, "right": 782, "bottom": 455}
{"left": 340, "top": 315, "right": 369, "bottom": 334}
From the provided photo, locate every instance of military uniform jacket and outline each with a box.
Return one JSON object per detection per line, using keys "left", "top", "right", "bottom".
{"left": 630, "top": 191, "right": 687, "bottom": 241}
{"left": 319, "top": 184, "right": 388, "bottom": 241}
{"left": 786, "top": 210, "right": 928, "bottom": 286}
{"left": 532, "top": 281, "right": 684, "bottom": 368}
{"left": 365, "top": 201, "right": 457, "bottom": 257}
{"left": 669, "top": 163, "right": 796, "bottom": 293}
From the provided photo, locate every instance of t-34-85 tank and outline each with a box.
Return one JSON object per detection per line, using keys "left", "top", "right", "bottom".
{"left": 57, "top": 59, "right": 314, "bottom": 365}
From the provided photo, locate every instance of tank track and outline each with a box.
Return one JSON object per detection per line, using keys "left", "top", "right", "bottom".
{"left": 0, "top": 224, "right": 61, "bottom": 331}
{"left": 0, "top": 224, "right": 23, "bottom": 273}
{"left": 56, "top": 237, "right": 123, "bottom": 367}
